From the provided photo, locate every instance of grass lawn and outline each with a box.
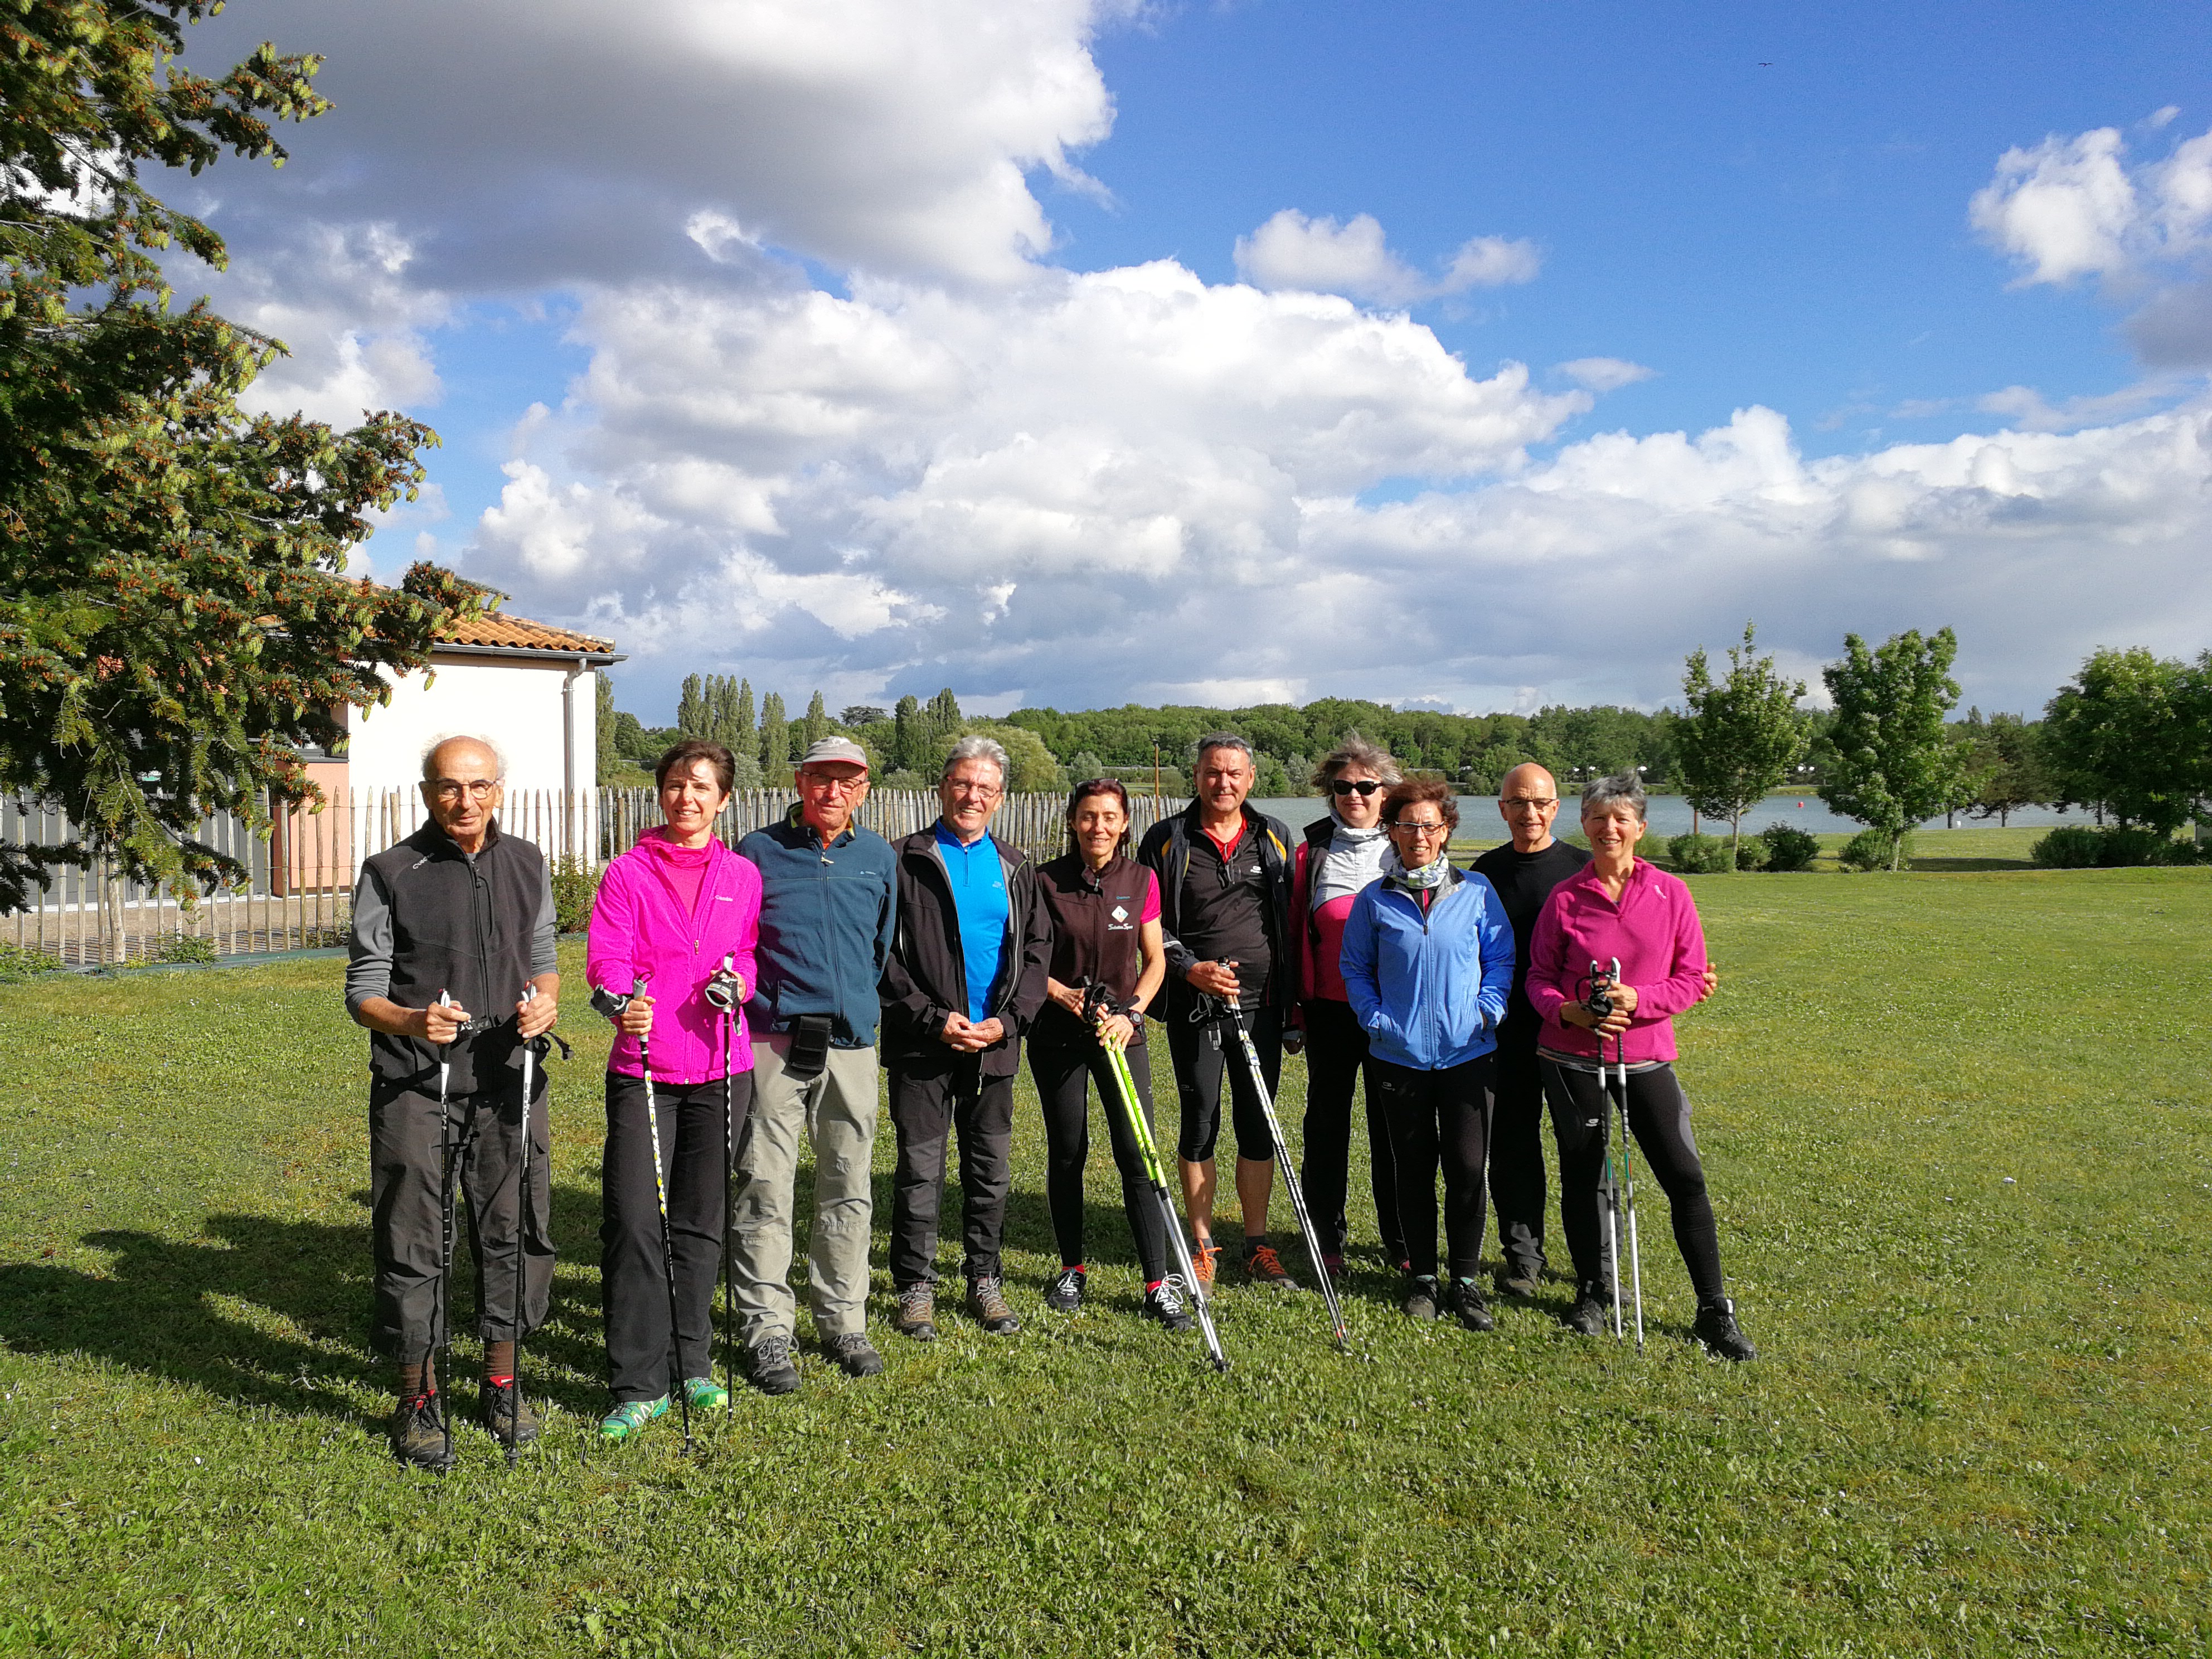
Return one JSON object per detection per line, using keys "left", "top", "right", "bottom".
{"left": 3, "top": 866, "right": 2209, "bottom": 1656}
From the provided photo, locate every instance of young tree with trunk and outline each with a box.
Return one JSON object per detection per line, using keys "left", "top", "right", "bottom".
{"left": 1818, "top": 627, "right": 1967, "bottom": 871}
{"left": 2041, "top": 648, "right": 2208, "bottom": 836}
{"left": 1674, "top": 623, "right": 1807, "bottom": 867}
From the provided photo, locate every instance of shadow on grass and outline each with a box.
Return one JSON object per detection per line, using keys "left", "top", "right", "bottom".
{"left": 0, "top": 1178, "right": 623, "bottom": 1424}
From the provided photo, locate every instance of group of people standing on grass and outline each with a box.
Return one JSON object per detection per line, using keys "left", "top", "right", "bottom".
{"left": 347, "top": 729, "right": 1755, "bottom": 1471}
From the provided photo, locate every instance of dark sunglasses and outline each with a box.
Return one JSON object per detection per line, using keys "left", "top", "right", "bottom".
{"left": 1330, "top": 779, "right": 1381, "bottom": 797}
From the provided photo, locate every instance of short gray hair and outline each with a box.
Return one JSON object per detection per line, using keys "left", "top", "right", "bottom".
{"left": 1581, "top": 771, "right": 1646, "bottom": 822}
{"left": 1311, "top": 733, "right": 1401, "bottom": 791}
{"left": 1194, "top": 731, "right": 1255, "bottom": 768}
{"left": 943, "top": 734, "right": 1010, "bottom": 785}
{"left": 420, "top": 733, "right": 508, "bottom": 783}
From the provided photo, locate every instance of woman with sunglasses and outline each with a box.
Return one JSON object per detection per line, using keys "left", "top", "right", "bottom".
{"left": 1287, "top": 737, "right": 1408, "bottom": 1277}
{"left": 1339, "top": 779, "right": 1515, "bottom": 1328}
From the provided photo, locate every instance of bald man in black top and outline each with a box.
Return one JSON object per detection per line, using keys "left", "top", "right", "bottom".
{"left": 1469, "top": 765, "right": 1588, "bottom": 1297}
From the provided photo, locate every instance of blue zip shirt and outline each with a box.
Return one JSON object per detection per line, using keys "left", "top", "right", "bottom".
{"left": 935, "top": 819, "right": 1010, "bottom": 1022}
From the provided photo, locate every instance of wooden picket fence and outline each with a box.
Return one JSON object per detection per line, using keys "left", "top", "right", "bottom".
{"left": 3, "top": 786, "right": 1190, "bottom": 966}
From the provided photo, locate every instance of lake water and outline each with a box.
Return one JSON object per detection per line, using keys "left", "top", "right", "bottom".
{"left": 1245, "top": 795, "right": 2084, "bottom": 839}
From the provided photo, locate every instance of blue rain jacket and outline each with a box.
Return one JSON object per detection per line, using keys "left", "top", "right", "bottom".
{"left": 1338, "top": 867, "right": 1515, "bottom": 1072}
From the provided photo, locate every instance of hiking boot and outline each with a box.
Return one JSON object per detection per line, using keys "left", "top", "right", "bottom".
{"left": 1244, "top": 1239, "right": 1302, "bottom": 1291}
{"left": 1192, "top": 1238, "right": 1220, "bottom": 1289}
{"left": 682, "top": 1375, "right": 730, "bottom": 1411}
{"left": 1694, "top": 1297, "right": 1758, "bottom": 1362}
{"left": 1042, "top": 1265, "right": 1087, "bottom": 1313}
{"left": 479, "top": 1380, "right": 541, "bottom": 1447}
{"left": 1401, "top": 1275, "right": 1443, "bottom": 1320}
{"left": 598, "top": 1396, "right": 667, "bottom": 1441}
{"left": 1320, "top": 1253, "right": 1346, "bottom": 1279}
{"left": 747, "top": 1333, "right": 801, "bottom": 1395}
{"left": 894, "top": 1283, "right": 938, "bottom": 1342}
{"left": 389, "top": 1393, "right": 453, "bottom": 1472}
{"left": 1563, "top": 1282, "right": 1612, "bottom": 1337}
{"left": 1449, "top": 1278, "right": 1495, "bottom": 1332}
{"left": 1142, "top": 1275, "right": 1196, "bottom": 1332}
{"left": 966, "top": 1275, "right": 1022, "bottom": 1336}
{"left": 1496, "top": 1262, "right": 1543, "bottom": 1299}
{"left": 823, "top": 1330, "right": 884, "bottom": 1378}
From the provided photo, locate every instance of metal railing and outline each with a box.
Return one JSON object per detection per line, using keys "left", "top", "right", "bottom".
{"left": 4, "top": 787, "right": 1192, "bottom": 966}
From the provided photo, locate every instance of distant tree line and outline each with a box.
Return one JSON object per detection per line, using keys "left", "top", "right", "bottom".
{"left": 596, "top": 639, "right": 2212, "bottom": 872}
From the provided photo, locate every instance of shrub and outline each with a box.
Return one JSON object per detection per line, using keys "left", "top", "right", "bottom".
{"left": 1734, "top": 838, "right": 1768, "bottom": 871}
{"left": 2031, "top": 824, "right": 2196, "bottom": 869}
{"left": 155, "top": 933, "right": 217, "bottom": 965}
{"left": 1666, "top": 832, "right": 1730, "bottom": 874}
{"left": 551, "top": 855, "right": 601, "bottom": 934}
{"left": 1758, "top": 822, "right": 1821, "bottom": 872}
{"left": 1839, "top": 828, "right": 1912, "bottom": 871}
{"left": 2029, "top": 826, "right": 2100, "bottom": 868}
{"left": 0, "top": 943, "right": 66, "bottom": 984}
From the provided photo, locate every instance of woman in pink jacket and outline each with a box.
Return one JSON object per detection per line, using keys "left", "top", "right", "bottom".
{"left": 1526, "top": 773, "right": 1755, "bottom": 1361}
{"left": 585, "top": 739, "right": 763, "bottom": 1438}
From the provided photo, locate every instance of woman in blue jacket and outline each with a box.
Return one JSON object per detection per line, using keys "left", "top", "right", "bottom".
{"left": 1340, "top": 778, "right": 1515, "bottom": 1330}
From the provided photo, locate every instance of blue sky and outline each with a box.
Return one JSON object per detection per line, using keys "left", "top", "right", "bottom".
{"left": 185, "top": 1, "right": 2212, "bottom": 723}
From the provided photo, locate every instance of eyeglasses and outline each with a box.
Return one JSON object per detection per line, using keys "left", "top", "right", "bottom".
{"left": 801, "top": 772, "right": 869, "bottom": 795}
{"left": 1330, "top": 779, "right": 1381, "bottom": 798}
{"left": 947, "top": 780, "right": 1003, "bottom": 800}
{"left": 428, "top": 779, "right": 499, "bottom": 803}
{"left": 1500, "top": 796, "right": 1559, "bottom": 812}
{"left": 1390, "top": 820, "right": 1448, "bottom": 836}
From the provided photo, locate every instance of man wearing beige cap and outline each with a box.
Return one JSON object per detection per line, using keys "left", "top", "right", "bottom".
{"left": 730, "top": 736, "right": 899, "bottom": 1390}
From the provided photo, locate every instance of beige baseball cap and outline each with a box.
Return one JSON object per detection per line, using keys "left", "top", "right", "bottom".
{"left": 797, "top": 736, "right": 870, "bottom": 770}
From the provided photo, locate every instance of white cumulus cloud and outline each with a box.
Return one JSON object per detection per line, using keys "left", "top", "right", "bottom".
{"left": 1234, "top": 210, "right": 1540, "bottom": 305}
{"left": 1970, "top": 117, "right": 2212, "bottom": 367}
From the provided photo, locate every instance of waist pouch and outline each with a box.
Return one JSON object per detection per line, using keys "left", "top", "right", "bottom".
{"left": 785, "top": 1014, "right": 834, "bottom": 1080}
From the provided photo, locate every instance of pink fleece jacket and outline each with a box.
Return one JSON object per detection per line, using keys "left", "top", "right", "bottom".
{"left": 586, "top": 828, "right": 761, "bottom": 1083}
{"left": 1525, "top": 857, "right": 1708, "bottom": 1064}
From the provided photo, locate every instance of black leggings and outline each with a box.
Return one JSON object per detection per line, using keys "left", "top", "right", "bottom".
{"left": 1167, "top": 1003, "right": 1280, "bottom": 1162}
{"left": 1539, "top": 1060, "right": 1723, "bottom": 1302}
{"left": 600, "top": 1070, "right": 751, "bottom": 1403}
{"left": 1370, "top": 1054, "right": 1493, "bottom": 1282}
{"left": 1297, "top": 999, "right": 1406, "bottom": 1263}
{"left": 1030, "top": 1015, "right": 1169, "bottom": 1282}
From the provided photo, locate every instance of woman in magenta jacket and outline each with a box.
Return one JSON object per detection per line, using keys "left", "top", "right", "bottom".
{"left": 585, "top": 739, "right": 763, "bottom": 1437}
{"left": 1526, "top": 773, "right": 1756, "bottom": 1361}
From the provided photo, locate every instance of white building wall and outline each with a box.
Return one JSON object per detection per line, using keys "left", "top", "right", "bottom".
{"left": 343, "top": 655, "right": 603, "bottom": 865}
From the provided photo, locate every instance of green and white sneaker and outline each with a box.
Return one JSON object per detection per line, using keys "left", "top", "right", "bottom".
{"left": 682, "top": 1376, "right": 730, "bottom": 1411}
{"left": 598, "top": 1396, "right": 668, "bottom": 1442}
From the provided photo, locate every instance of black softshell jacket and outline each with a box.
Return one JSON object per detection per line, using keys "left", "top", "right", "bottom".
{"left": 1135, "top": 801, "right": 1296, "bottom": 1023}
{"left": 879, "top": 827, "right": 1051, "bottom": 1079}
{"left": 358, "top": 821, "right": 543, "bottom": 1094}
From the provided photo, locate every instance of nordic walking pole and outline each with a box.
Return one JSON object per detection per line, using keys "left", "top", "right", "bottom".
{"left": 433, "top": 989, "right": 458, "bottom": 1472}
{"left": 506, "top": 984, "right": 537, "bottom": 1468}
{"left": 1611, "top": 957, "right": 1645, "bottom": 1353}
{"left": 1207, "top": 991, "right": 1348, "bottom": 1352}
{"left": 702, "top": 954, "right": 746, "bottom": 1420}
{"left": 633, "top": 974, "right": 692, "bottom": 1454}
{"left": 1584, "top": 961, "right": 1625, "bottom": 1342}
{"left": 1089, "top": 985, "right": 1228, "bottom": 1373}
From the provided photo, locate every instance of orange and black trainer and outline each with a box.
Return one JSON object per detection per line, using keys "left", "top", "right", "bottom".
{"left": 1243, "top": 1239, "right": 1302, "bottom": 1291}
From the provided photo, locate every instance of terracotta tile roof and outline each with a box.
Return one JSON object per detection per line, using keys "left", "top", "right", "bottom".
{"left": 438, "top": 612, "right": 618, "bottom": 654}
